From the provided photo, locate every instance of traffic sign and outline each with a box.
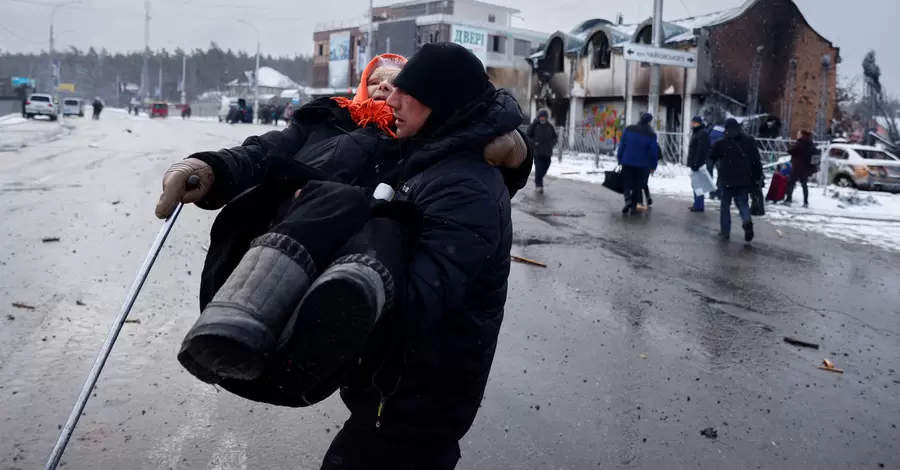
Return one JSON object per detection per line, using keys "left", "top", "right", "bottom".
{"left": 623, "top": 43, "right": 697, "bottom": 69}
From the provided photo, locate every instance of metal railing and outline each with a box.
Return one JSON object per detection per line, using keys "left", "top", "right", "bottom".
{"left": 555, "top": 127, "right": 824, "bottom": 172}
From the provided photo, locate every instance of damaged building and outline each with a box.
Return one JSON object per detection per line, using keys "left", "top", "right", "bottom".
{"left": 525, "top": 0, "right": 840, "bottom": 156}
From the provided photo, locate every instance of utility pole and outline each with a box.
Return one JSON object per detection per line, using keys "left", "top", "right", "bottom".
{"left": 180, "top": 53, "right": 187, "bottom": 104}
{"left": 238, "top": 19, "right": 260, "bottom": 124}
{"left": 366, "top": 0, "right": 373, "bottom": 64}
{"left": 141, "top": 0, "right": 151, "bottom": 101}
{"left": 648, "top": 0, "right": 663, "bottom": 127}
{"left": 157, "top": 62, "right": 163, "bottom": 99}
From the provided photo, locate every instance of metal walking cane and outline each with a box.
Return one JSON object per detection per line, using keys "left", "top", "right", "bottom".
{"left": 44, "top": 175, "right": 200, "bottom": 470}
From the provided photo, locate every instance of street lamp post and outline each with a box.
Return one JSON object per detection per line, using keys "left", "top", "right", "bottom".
{"left": 238, "top": 19, "right": 261, "bottom": 124}
{"left": 49, "top": 1, "right": 81, "bottom": 123}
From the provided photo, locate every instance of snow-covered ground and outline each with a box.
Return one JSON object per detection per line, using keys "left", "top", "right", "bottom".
{"left": 549, "top": 155, "right": 900, "bottom": 252}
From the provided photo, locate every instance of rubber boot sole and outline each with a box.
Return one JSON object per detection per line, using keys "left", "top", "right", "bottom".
{"left": 178, "top": 303, "right": 277, "bottom": 382}
{"left": 273, "top": 263, "right": 382, "bottom": 405}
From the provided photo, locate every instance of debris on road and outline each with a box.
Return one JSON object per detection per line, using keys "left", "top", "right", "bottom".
{"left": 125, "top": 129, "right": 132, "bottom": 133}
{"left": 201, "top": 244, "right": 209, "bottom": 252}
{"left": 12, "top": 302, "right": 36, "bottom": 310}
{"left": 511, "top": 255, "right": 547, "bottom": 268}
{"left": 784, "top": 336, "right": 819, "bottom": 349}
{"left": 6, "top": 314, "right": 15, "bottom": 321}
{"left": 76, "top": 300, "right": 86, "bottom": 306}
{"left": 42, "top": 237, "right": 61, "bottom": 243}
{"left": 700, "top": 427, "right": 718, "bottom": 439}
{"left": 531, "top": 212, "right": 585, "bottom": 218}
{"left": 818, "top": 358, "right": 844, "bottom": 374}
{"left": 124, "top": 319, "right": 141, "bottom": 324}
{"left": 111, "top": 200, "right": 121, "bottom": 205}
{"left": 638, "top": 354, "right": 648, "bottom": 359}
{"left": 776, "top": 229, "right": 784, "bottom": 237}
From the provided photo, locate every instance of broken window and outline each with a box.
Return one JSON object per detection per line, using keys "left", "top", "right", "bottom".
{"left": 590, "top": 33, "right": 611, "bottom": 69}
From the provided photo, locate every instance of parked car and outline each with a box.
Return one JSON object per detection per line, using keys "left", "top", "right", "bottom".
{"left": 62, "top": 97, "right": 84, "bottom": 117}
{"left": 218, "top": 97, "right": 239, "bottom": 122}
{"left": 823, "top": 143, "right": 900, "bottom": 192}
{"left": 150, "top": 102, "right": 169, "bottom": 118}
{"left": 25, "top": 93, "right": 59, "bottom": 121}
{"left": 225, "top": 98, "right": 253, "bottom": 124}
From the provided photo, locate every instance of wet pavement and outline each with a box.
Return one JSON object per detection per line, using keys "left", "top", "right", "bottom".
{"left": 1, "top": 112, "right": 899, "bottom": 469}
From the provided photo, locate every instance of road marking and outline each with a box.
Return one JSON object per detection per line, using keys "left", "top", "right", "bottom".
{"left": 147, "top": 382, "right": 215, "bottom": 469}
{"left": 207, "top": 431, "right": 249, "bottom": 470}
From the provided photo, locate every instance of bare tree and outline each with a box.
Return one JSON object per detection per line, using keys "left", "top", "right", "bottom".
{"left": 862, "top": 50, "right": 899, "bottom": 144}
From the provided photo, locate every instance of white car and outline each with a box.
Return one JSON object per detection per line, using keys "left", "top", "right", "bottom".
{"left": 62, "top": 97, "right": 85, "bottom": 117}
{"left": 25, "top": 93, "right": 59, "bottom": 121}
{"left": 822, "top": 143, "right": 900, "bottom": 192}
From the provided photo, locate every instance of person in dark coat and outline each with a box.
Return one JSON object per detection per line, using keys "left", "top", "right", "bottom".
{"left": 155, "top": 46, "right": 532, "bottom": 469}
{"left": 708, "top": 122, "right": 726, "bottom": 199}
{"left": 92, "top": 97, "right": 104, "bottom": 120}
{"left": 616, "top": 113, "right": 660, "bottom": 214}
{"left": 526, "top": 109, "right": 557, "bottom": 193}
{"left": 710, "top": 118, "right": 763, "bottom": 242}
{"left": 687, "top": 116, "right": 711, "bottom": 212}
{"left": 786, "top": 129, "right": 815, "bottom": 207}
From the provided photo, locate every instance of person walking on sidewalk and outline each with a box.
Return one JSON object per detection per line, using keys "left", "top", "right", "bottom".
{"left": 616, "top": 113, "right": 660, "bottom": 214}
{"left": 526, "top": 109, "right": 557, "bottom": 194}
{"left": 710, "top": 118, "right": 763, "bottom": 241}
{"left": 785, "top": 129, "right": 816, "bottom": 207}
{"left": 687, "top": 116, "right": 711, "bottom": 212}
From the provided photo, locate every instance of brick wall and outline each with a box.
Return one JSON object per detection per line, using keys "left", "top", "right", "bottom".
{"left": 707, "top": 0, "right": 838, "bottom": 136}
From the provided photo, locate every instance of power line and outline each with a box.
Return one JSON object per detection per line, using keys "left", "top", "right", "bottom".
{"left": 0, "top": 22, "right": 44, "bottom": 45}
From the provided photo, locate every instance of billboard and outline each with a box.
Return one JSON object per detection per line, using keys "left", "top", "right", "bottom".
{"left": 450, "top": 25, "right": 487, "bottom": 67}
{"left": 57, "top": 83, "right": 76, "bottom": 92}
{"left": 328, "top": 31, "right": 351, "bottom": 89}
{"left": 11, "top": 77, "right": 36, "bottom": 88}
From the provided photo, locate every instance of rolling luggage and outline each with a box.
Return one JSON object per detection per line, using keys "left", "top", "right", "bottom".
{"left": 766, "top": 172, "right": 788, "bottom": 202}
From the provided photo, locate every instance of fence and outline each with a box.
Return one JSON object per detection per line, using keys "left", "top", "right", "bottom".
{"left": 556, "top": 126, "right": 823, "bottom": 172}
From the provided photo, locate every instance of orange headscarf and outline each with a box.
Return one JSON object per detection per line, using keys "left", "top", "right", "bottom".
{"left": 332, "top": 53, "right": 407, "bottom": 138}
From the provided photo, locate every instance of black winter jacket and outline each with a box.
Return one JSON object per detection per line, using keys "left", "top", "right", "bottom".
{"left": 526, "top": 119, "right": 557, "bottom": 157}
{"left": 190, "top": 93, "right": 532, "bottom": 442}
{"left": 687, "top": 125, "right": 711, "bottom": 171}
{"left": 339, "top": 88, "right": 524, "bottom": 445}
{"left": 710, "top": 120, "right": 763, "bottom": 189}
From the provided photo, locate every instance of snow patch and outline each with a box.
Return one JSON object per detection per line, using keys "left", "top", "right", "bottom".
{"left": 549, "top": 156, "right": 900, "bottom": 251}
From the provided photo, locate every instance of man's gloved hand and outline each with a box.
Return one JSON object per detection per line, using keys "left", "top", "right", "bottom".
{"left": 155, "top": 158, "right": 215, "bottom": 219}
{"left": 484, "top": 130, "right": 527, "bottom": 169}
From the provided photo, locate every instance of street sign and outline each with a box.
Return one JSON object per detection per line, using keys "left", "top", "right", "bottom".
{"left": 623, "top": 43, "right": 697, "bottom": 69}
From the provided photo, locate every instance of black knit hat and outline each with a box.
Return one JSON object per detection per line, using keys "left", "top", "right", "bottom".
{"left": 393, "top": 42, "right": 490, "bottom": 128}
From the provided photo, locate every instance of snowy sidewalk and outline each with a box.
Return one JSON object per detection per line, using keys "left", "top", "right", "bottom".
{"left": 547, "top": 157, "right": 900, "bottom": 252}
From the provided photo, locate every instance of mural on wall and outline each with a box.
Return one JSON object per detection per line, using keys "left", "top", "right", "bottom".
{"left": 583, "top": 102, "right": 625, "bottom": 146}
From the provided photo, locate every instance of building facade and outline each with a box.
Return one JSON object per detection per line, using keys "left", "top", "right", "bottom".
{"left": 311, "top": 0, "right": 549, "bottom": 105}
{"left": 527, "top": 0, "right": 840, "bottom": 155}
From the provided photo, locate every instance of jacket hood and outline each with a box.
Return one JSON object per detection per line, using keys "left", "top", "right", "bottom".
{"left": 724, "top": 119, "right": 743, "bottom": 138}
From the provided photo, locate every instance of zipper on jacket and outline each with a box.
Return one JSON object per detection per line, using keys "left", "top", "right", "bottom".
{"left": 371, "top": 346, "right": 406, "bottom": 429}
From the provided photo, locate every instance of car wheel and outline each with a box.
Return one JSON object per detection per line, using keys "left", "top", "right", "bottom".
{"left": 833, "top": 174, "right": 855, "bottom": 188}
{"left": 49, "top": 115, "right": 58, "bottom": 122}
{"left": 26, "top": 113, "right": 33, "bottom": 119}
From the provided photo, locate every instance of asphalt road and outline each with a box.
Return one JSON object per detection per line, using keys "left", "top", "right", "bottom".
{"left": 1, "top": 112, "right": 898, "bottom": 470}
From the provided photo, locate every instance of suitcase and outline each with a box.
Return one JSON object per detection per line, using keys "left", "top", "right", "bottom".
{"left": 766, "top": 172, "right": 788, "bottom": 202}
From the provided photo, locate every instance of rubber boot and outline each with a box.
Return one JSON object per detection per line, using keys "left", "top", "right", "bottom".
{"left": 273, "top": 201, "right": 421, "bottom": 405}
{"left": 178, "top": 233, "right": 315, "bottom": 382}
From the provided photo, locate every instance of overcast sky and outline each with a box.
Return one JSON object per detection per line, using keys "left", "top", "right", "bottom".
{"left": 2, "top": 0, "right": 897, "bottom": 91}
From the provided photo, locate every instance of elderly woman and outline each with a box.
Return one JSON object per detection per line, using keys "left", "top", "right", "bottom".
{"left": 155, "top": 53, "right": 531, "bottom": 406}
